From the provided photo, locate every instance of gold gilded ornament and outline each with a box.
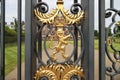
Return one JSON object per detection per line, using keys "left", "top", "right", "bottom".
{"left": 34, "top": 64, "right": 84, "bottom": 80}
{"left": 116, "top": 59, "right": 120, "bottom": 63}
{"left": 34, "top": 0, "right": 85, "bottom": 80}
{"left": 50, "top": 28, "right": 71, "bottom": 61}
{"left": 34, "top": 0, "right": 84, "bottom": 61}
{"left": 34, "top": 0, "right": 84, "bottom": 25}
{"left": 107, "top": 38, "right": 112, "bottom": 46}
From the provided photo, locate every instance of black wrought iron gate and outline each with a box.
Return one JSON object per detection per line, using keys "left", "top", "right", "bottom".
{"left": 0, "top": 0, "right": 120, "bottom": 80}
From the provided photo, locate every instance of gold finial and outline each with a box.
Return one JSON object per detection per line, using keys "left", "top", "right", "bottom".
{"left": 57, "top": 0, "right": 64, "bottom": 5}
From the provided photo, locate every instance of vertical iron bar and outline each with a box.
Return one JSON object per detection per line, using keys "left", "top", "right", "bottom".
{"left": 99, "top": 0, "right": 105, "bottom": 80}
{"left": 74, "top": 25, "right": 78, "bottom": 62}
{"left": 74, "top": 0, "right": 78, "bottom": 62}
{"left": 81, "top": 0, "right": 94, "bottom": 79}
{"left": 0, "top": 0, "right": 5, "bottom": 80}
{"left": 110, "top": 0, "right": 114, "bottom": 8}
{"left": 38, "top": 26, "right": 42, "bottom": 60}
{"left": 38, "top": 0, "right": 42, "bottom": 61}
{"left": 17, "top": 0, "right": 22, "bottom": 80}
{"left": 25, "top": 0, "right": 37, "bottom": 80}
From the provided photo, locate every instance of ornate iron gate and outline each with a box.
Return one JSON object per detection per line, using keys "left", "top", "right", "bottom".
{"left": 33, "top": 0, "right": 85, "bottom": 80}
{"left": 0, "top": 0, "right": 120, "bottom": 80}
{"left": 25, "top": 0, "right": 94, "bottom": 80}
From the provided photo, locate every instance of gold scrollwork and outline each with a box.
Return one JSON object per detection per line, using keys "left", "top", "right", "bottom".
{"left": 34, "top": 64, "right": 84, "bottom": 80}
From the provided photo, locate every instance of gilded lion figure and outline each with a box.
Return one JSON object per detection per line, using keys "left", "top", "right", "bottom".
{"left": 50, "top": 28, "right": 70, "bottom": 61}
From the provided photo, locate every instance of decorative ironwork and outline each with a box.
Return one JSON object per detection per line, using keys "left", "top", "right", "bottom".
{"left": 34, "top": 0, "right": 84, "bottom": 64}
{"left": 43, "top": 26, "right": 78, "bottom": 64}
{"left": 34, "top": 64, "right": 84, "bottom": 80}
{"left": 34, "top": 0, "right": 85, "bottom": 79}
{"left": 105, "top": 8, "right": 120, "bottom": 78}
{"left": 34, "top": 0, "right": 84, "bottom": 25}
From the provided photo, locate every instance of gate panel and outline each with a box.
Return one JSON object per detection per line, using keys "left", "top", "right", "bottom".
{"left": 25, "top": 0, "right": 95, "bottom": 80}
{"left": 99, "top": 0, "right": 120, "bottom": 80}
{"left": 105, "top": 0, "right": 120, "bottom": 79}
{"left": 27, "top": 0, "right": 94, "bottom": 80}
{"left": 32, "top": 0, "right": 86, "bottom": 80}
{"left": 2, "top": 0, "right": 120, "bottom": 80}
{"left": 0, "top": 0, "right": 24, "bottom": 79}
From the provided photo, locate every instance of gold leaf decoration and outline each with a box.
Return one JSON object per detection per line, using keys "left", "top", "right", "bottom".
{"left": 61, "top": 9, "right": 84, "bottom": 24}
{"left": 34, "top": 9, "right": 59, "bottom": 24}
{"left": 34, "top": 0, "right": 84, "bottom": 25}
{"left": 34, "top": 64, "right": 84, "bottom": 80}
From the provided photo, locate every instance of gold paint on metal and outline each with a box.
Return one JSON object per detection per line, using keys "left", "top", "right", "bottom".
{"left": 116, "top": 59, "right": 120, "bottom": 63}
{"left": 116, "top": 21, "right": 120, "bottom": 27}
{"left": 34, "top": 0, "right": 84, "bottom": 61}
{"left": 34, "top": 1, "right": 85, "bottom": 79}
{"left": 34, "top": 0, "right": 84, "bottom": 25}
{"left": 34, "top": 64, "right": 84, "bottom": 80}
{"left": 50, "top": 28, "right": 71, "bottom": 61}
{"left": 107, "top": 38, "right": 112, "bottom": 46}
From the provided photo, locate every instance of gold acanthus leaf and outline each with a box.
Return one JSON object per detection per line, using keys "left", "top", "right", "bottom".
{"left": 34, "top": 8, "right": 59, "bottom": 24}
{"left": 61, "top": 9, "right": 84, "bottom": 24}
{"left": 34, "top": 8, "right": 84, "bottom": 25}
{"left": 34, "top": 64, "right": 84, "bottom": 80}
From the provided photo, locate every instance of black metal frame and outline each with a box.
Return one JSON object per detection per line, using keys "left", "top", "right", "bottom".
{"left": 0, "top": 0, "right": 120, "bottom": 80}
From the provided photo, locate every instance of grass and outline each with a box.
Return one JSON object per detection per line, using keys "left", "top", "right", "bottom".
{"left": 68, "top": 40, "right": 99, "bottom": 50}
{"left": 5, "top": 39, "right": 120, "bottom": 75}
{"left": 94, "top": 39, "right": 99, "bottom": 50}
{"left": 94, "top": 39, "right": 120, "bottom": 53}
{"left": 5, "top": 42, "right": 25, "bottom": 75}
{"left": 5, "top": 41, "right": 50, "bottom": 75}
{"left": 68, "top": 39, "right": 120, "bottom": 53}
{"left": 107, "top": 38, "right": 120, "bottom": 53}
